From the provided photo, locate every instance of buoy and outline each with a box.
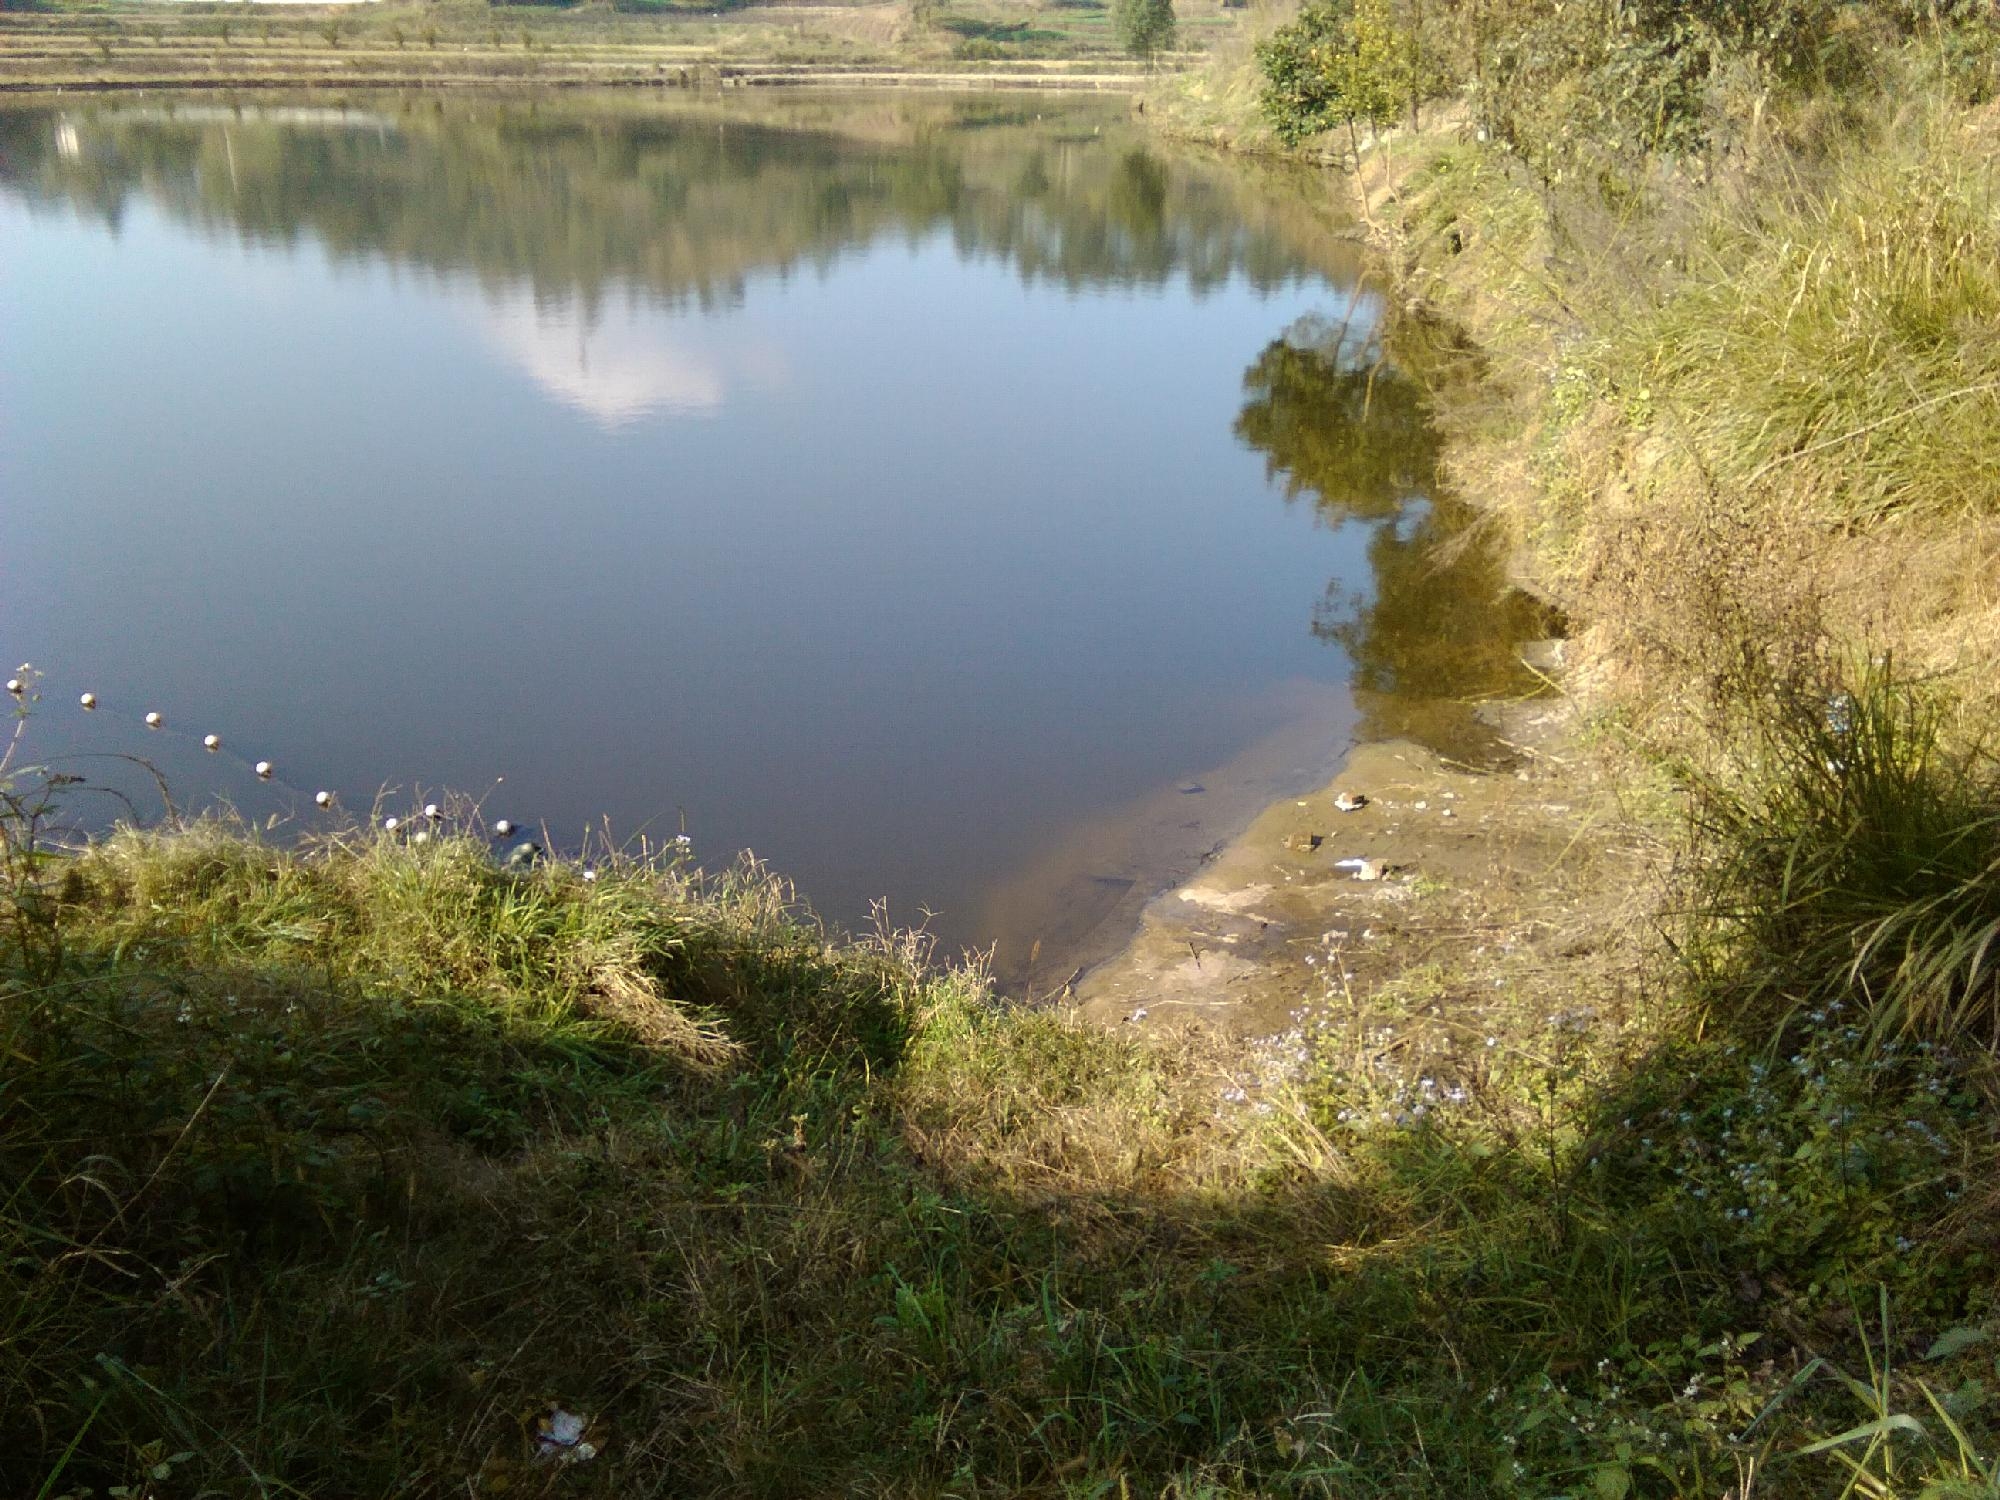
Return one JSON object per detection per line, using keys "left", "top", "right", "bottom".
{"left": 494, "top": 819, "right": 514, "bottom": 837}
{"left": 423, "top": 803, "right": 442, "bottom": 822}
{"left": 203, "top": 734, "right": 222, "bottom": 752}
{"left": 314, "top": 790, "right": 334, "bottom": 808}
{"left": 383, "top": 816, "right": 401, "bottom": 833}
{"left": 255, "top": 761, "right": 273, "bottom": 780}
{"left": 79, "top": 692, "right": 97, "bottom": 710}
{"left": 144, "top": 711, "right": 163, "bottom": 729}
{"left": 4, "top": 679, "right": 22, "bottom": 696}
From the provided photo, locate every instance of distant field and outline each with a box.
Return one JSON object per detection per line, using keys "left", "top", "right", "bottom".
{"left": 0, "top": 0, "right": 1240, "bottom": 90}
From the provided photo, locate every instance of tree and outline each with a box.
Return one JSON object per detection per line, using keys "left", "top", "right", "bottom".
{"left": 1255, "top": 0, "right": 1420, "bottom": 149}
{"left": 1113, "top": 0, "right": 1175, "bottom": 64}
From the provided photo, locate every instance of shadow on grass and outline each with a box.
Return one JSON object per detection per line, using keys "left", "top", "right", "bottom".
{"left": 6, "top": 889, "right": 1990, "bottom": 1499}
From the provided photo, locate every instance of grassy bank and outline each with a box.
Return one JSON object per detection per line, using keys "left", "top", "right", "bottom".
{"left": 5, "top": 664, "right": 2000, "bottom": 1496}
{"left": 1112, "top": 2, "right": 2000, "bottom": 1488}
{"left": 1247, "top": 13, "right": 2000, "bottom": 753}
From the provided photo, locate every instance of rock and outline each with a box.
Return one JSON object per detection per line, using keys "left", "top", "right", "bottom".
{"left": 1177, "top": 781, "right": 1205, "bottom": 795}
{"left": 1285, "top": 831, "right": 1325, "bottom": 853}
{"left": 1520, "top": 638, "right": 1567, "bottom": 675}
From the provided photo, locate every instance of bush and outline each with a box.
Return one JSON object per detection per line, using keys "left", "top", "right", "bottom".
{"left": 1687, "top": 662, "right": 2000, "bottom": 1050}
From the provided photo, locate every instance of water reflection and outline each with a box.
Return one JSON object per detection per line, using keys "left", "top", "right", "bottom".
{"left": 0, "top": 93, "right": 1359, "bottom": 303}
{"left": 478, "top": 292, "right": 791, "bottom": 427}
{"left": 0, "top": 89, "right": 1544, "bottom": 984}
{"left": 1233, "top": 314, "right": 1559, "bottom": 758}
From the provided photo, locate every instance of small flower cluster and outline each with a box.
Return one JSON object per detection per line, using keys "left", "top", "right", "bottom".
{"left": 1591, "top": 1007, "right": 1978, "bottom": 1280}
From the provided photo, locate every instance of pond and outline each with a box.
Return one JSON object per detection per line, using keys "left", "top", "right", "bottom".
{"left": 0, "top": 90, "right": 1551, "bottom": 988}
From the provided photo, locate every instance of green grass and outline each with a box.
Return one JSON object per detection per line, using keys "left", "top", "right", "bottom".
{"left": 1684, "top": 662, "right": 2000, "bottom": 1053}
{"left": 4, "top": 709, "right": 1999, "bottom": 1494}
{"left": 1595, "top": 110, "right": 2000, "bottom": 525}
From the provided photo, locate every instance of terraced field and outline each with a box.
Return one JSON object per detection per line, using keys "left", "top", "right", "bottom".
{"left": 0, "top": 0, "right": 1234, "bottom": 91}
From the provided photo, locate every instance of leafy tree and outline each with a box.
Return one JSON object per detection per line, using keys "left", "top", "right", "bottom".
{"left": 1112, "top": 0, "right": 1175, "bottom": 63}
{"left": 1255, "top": 0, "right": 1420, "bottom": 149}
{"left": 1255, "top": 1, "right": 1354, "bottom": 148}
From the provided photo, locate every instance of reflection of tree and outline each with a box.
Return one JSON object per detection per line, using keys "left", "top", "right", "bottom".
{"left": 1233, "top": 313, "right": 1435, "bottom": 520}
{"left": 1315, "top": 497, "right": 1554, "bottom": 705}
{"left": 1234, "top": 319, "right": 1559, "bottom": 753}
{"left": 0, "top": 95, "right": 1363, "bottom": 304}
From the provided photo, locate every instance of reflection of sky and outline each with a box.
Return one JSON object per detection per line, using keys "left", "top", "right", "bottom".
{"left": 0, "top": 159, "right": 1379, "bottom": 956}
{"left": 476, "top": 290, "right": 790, "bottom": 427}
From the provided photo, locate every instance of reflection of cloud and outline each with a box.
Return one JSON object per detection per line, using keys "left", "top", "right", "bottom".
{"left": 477, "top": 291, "right": 787, "bottom": 430}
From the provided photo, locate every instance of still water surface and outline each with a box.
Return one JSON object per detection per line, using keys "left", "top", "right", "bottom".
{"left": 0, "top": 92, "right": 1546, "bottom": 983}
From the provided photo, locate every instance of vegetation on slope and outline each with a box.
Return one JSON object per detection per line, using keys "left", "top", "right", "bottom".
{"left": 1226, "top": 2, "right": 2000, "bottom": 751}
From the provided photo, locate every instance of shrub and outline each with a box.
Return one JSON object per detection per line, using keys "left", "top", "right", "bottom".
{"left": 1687, "top": 662, "right": 2000, "bottom": 1051}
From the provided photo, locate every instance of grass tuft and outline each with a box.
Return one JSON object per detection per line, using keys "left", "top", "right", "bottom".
{"left": 1686, "top": 661, "right": 2000, "bottom": 1052}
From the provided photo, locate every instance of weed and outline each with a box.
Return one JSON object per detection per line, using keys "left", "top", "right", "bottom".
{"left": 1685, "top": 661, "right": 2000, "bottom": 1052}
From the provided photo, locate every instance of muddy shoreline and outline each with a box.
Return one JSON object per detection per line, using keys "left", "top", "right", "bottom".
{"left": 1072, "top": 677, "right": 1654, "bottom": 1051}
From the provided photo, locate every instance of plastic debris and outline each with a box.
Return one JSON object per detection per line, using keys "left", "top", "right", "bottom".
{"left": 255, "top": 761, "right": 274, "bottom": 780}
{"left": 1332, "top": 791, "right": 1369, "bottom": 812}
{"left": 534, "top": 1407, "right": 597, "bottom": 1464}
{"left": 314, "top": 791, "right": 334, "bottom": 808}
{"left": 423, "top": 803, "right": 442, "bottom": 822}
{"left": 79, "top": 692, "right": 97, "bottom": 710}
{"left": 383, "top": 817, "right": 401, "bottom": 834}
{"left": 144, "top": 711, "right": 163, "bottom": 728}
{"left": 1333, "top": 857, "right": 1389, "bottom": 882}
{"left": 493, "top": 819, "right": 515, "bottom": 837}
{"left": 203, "top": 734, "right": 222, "bottom": 751}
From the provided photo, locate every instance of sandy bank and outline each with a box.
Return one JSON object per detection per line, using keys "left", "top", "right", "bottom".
{"left": 1075, "top": 687, "right": 1659, "bottom": 1057}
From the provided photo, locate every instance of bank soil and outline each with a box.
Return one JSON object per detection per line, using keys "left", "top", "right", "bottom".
{"left": 1075, "top": 686, "right": 1661, "bottom": 1070}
